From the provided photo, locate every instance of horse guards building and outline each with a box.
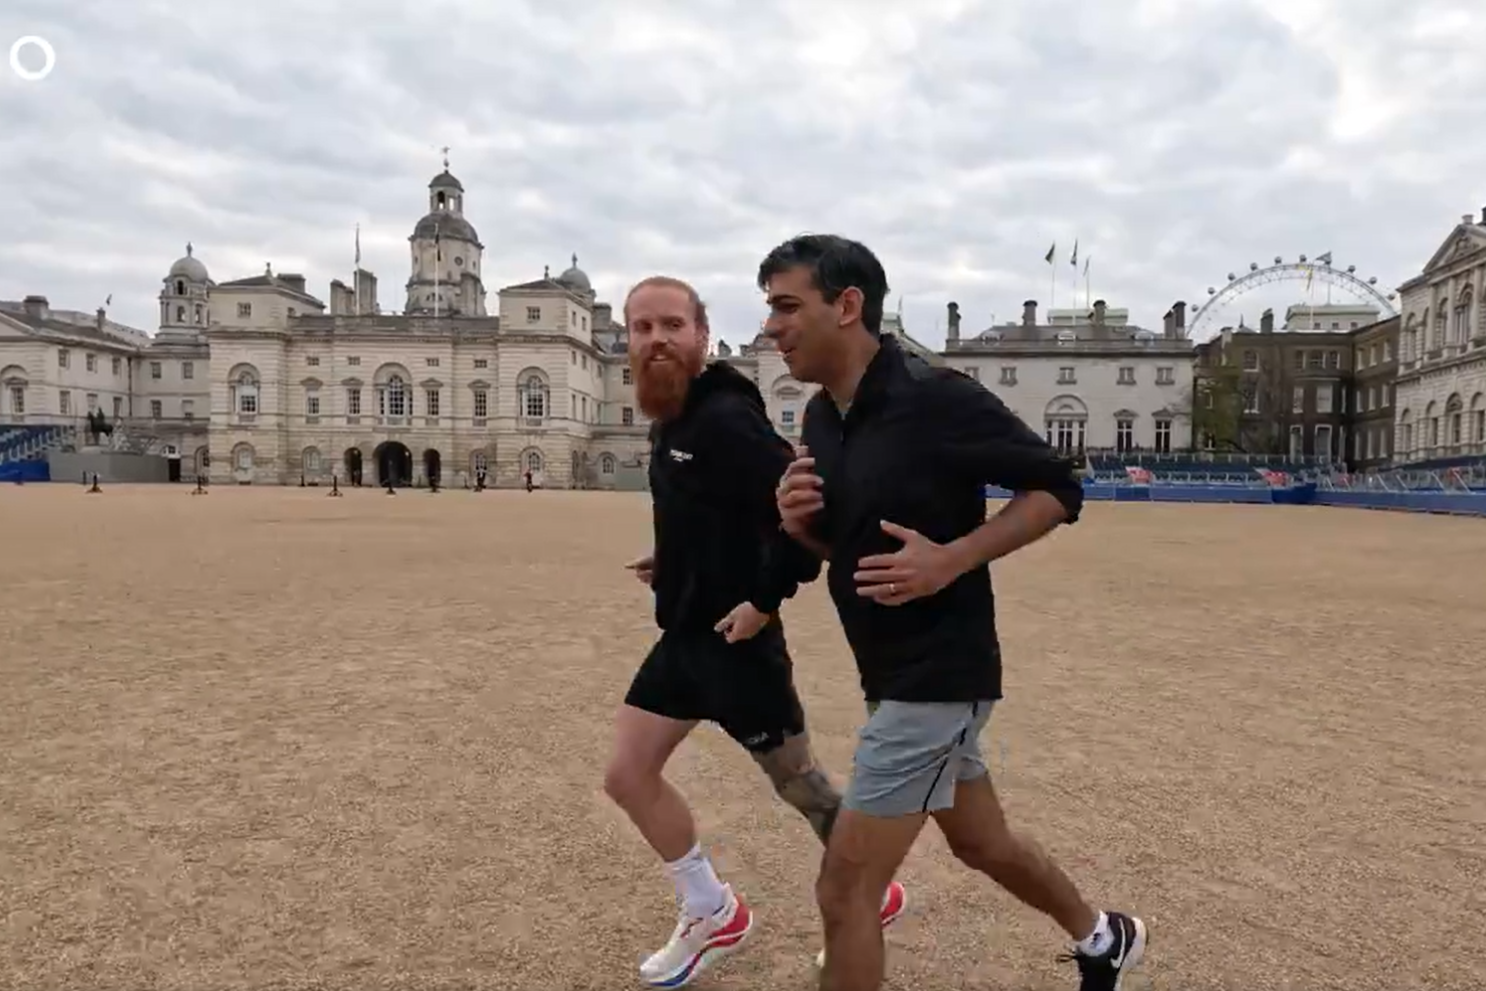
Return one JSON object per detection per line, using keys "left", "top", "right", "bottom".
{"left": 2, "top": 166, "right": 1482, "bottom": 487}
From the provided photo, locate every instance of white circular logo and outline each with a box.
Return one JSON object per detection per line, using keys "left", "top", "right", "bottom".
{"left": 9, "top": 36, "right": 56, "bottom": 82}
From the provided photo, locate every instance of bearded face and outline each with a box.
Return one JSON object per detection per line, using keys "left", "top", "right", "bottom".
{"left": 627, "top": 283, "right": 708, "bottom": 422}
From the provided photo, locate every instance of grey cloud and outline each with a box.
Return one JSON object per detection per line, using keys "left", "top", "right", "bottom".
{"left": 0, "top": 0, "right": 1482, "bottom": 346}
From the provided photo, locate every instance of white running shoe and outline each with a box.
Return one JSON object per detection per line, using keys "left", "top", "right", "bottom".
{"left": 640, "top": 884, "right": 754, "bottom": 988}
{"left": 815, "top": 880, "right": 907, "bottom": 969}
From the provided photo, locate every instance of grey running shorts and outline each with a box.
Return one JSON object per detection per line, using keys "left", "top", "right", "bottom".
{"left": 842, "top": 700, "right": 995, "bottom": 816}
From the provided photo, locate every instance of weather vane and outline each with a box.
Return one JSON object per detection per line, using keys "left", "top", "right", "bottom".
{"left": 440, "top": 146, "right": 450, "bottom": 170}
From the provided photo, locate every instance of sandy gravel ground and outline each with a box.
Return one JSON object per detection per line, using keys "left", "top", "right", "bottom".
{"left": 1, "top": 485, "right": 1481, "bottom": 991}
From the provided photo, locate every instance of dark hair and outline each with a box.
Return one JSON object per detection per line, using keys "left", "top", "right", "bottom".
{"left": 756, "top": 234, "right": 889, "bottom": 336}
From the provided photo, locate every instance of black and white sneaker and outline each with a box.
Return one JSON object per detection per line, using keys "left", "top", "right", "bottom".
{"left": 1059, "top": 911, "right": 1147, "bottom": 991}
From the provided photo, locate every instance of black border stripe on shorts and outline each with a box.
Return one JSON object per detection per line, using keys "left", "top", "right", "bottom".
{"left": 918, "top": 703, "right": 977, "bottom": 813}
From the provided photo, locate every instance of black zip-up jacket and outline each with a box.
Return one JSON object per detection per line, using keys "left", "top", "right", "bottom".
{"left": 799, "top": 336, "right": 1084, "bottom": 702}
{"left": 649, "top": 362, "right": 822, "bottom": 634}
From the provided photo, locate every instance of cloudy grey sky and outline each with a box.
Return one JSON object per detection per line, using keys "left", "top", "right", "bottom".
{"left": 1, "top": 0, "right": 1482, "bottom": 348}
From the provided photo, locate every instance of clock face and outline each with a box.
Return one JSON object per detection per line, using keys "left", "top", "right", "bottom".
{"left": 454, "top": 257, "right": 464, "bottom": 266}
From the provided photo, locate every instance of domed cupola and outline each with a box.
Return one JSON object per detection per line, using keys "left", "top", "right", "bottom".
{"left": 159, "top": 242, "right": 212, "bottom": 332}
{"left": 556, "top": 253, "right": 592, "bottom": 296}
{"left": 405, "top": 153, "right": 487, "bottom": 317}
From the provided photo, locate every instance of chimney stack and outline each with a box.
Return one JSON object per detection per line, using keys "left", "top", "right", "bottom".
{"left": 946, "top": 301, "right": 961, "bottom": 341}
{"left": 96, "top": 307, "right": 106, "bottom": 331}
{"left": 1162, "top": 309, "right": 1174, "bottom": 335}
{"left": 1173, "top": 300, "right": 1187, "bottom": 332}
{"left": 1260, "top": 308, "right": 1274, "bottom": 334}
{"left": 1092, "top": 299, "right": 1107, "bottom": 326}
{"left": 21, "top": 295, "right": 48, "bottom": 321}
{"left": 1480, "top": 205, "right": 1485, "bottom": 225}
{"left": 1022, "top": 300, "right": 1037, "bottom": 327}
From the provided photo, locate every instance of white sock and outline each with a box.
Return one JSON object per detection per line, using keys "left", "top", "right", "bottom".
{"left": 1076, "top": 912, "right": 1113, "bottom": 956}
{"left": 665, "top": 844, "right": 727, "bottom": 919}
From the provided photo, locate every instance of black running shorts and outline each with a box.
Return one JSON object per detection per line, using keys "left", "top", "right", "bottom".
{"left": 623, "top": 622, "right": 806, "bottom": 753}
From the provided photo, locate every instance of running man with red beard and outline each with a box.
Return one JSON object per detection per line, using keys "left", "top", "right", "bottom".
{"left": 602, "top": 276, "right": 906, "bottom": 988}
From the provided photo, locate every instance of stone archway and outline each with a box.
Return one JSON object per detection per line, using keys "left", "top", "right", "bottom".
{"left": 374, "top": 441, "right": 413, "bottom": 487}
{"left": 343, "top": 447, "right": 364, "bottom": 486}
{"left": 423, "top": 448, "right": 442, "bottom": 486}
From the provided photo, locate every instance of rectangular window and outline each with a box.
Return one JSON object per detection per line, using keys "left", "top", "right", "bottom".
{"left": 1292, "top": 386, "right": 1305, "bottom": 413}
{"left": 237, "top": 302, "right": 252, "bottom": 318}
{"left": 473, "top": 388, "right": 488, "bottom": 420}
{"left": 305, "top": 356, "right": 320, "bottom": 366}
{"left": 1242, "top": 350, "right": 1258, "bottom": 370}
{"left": 112, "top": 396, "right": 123, "bottom": 417}
{"left": 346, "top": 389, "right": 361, "bottom": 416}
{"left": 58, "top": 349, "right": 69, "bottom": 369}
{"left": 622, "top": 366, "right": 633, "bottom": 385}
{"left": 111, "top": 356, "right": 121, "bottom": 375}
{"left": 1154, "top": 419, "right": 1172, "bottom": 454}
{"left": 526, "top": 306, "right": 540, "bottom": 322}
{"left": 474, "top": 358, "right": 488, "bottom": 369}
{"left": 1156, "top": 366, "right": 1175, "bottom": 385}
{"left": 182, "top": 399, "right": 194, "bottom": 420}
{"left": 999, "top": 366, "right": 1016, "bottom": 386}
{"left": 1057, "top": 366, "right": 1076, "bottom": 384}
{"left": 150, "top": 361, "right": 162, "bottom": 379}
{"left": 59, "top": 390, "right": 71, "bottom": 414}
{"left": 9, "top": 386, "right": 24, "bottom": 414}
{"left": 622, "top": 406, "right": 634, "bottom": 426}
{"left": 306, "top": 392, "right": 321, "bottom": 416}
{"left": 182, "top": 361, "right": 194, "bottom": 379}
{"left": 1117, "top": 366, "right": 1135, "bottom": 384}
{"left": 150, "top": 399, "right": 162, "bottom": 419}
{"left": 85, "top": 353, "right": 97, "bottom": 372}
{"left": 1115, "top": 418, "right": 1134, "bottom": 453}
{"left": 425, "top": 389, "right": 440, "bottom": 417}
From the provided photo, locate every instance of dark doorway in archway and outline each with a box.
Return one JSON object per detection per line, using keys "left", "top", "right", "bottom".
{"left": 374, "top": 441, "right": 412, "bottom": 487}
{"left": 344, "top": 447, "right": 364, "bottom": 486}
{"left": 423, "top": 448, "right": 442, "bottom": 486}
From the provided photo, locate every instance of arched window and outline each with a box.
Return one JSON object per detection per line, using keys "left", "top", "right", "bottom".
{"left": 175, "top": 280, "right": 185, "bottom": 295}
{"left": 525, "top": 449, "right": 543, "bottom": 472}
{"left": 175, "top": 305, "right": 185, "bottom": 322}
{"left": 380, "top": 374, "right": 407, "bottom": 418}
{"left": 194, "top": 304, "right": 203, "bottom": 324}
{"left": 520, "top": 373, "right": 549, "bottom": 419}
{"left": 230, "top": 369, "right": 259, "bottom": 415}
{"left": 600, "top": 453, "right": 616, "bottom": 475}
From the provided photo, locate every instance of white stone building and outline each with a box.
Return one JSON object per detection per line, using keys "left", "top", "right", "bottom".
{"left": 1392, "top": 208, "right": 1486, "bottom": 462}
{"left": 1, "top": 168, "right": 872, "bottom": 487}
{"left": 941, "top": 298, "right": 1195, "bottom": 454}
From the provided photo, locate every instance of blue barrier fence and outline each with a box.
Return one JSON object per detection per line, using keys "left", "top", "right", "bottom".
{"left": 987, "top": 482, "right": 1486, "bottom": 517}
{"left": 0, "top": 460, "right": 50, "bottom": 483}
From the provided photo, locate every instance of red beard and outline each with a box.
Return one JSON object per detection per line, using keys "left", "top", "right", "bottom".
{"left": 633, "top": 344, "right": 704, "bottom": 422}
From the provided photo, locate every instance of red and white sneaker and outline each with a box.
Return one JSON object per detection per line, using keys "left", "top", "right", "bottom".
{"left": 814, "top": 880, "right": 906, "bottom": 968}
{"left": 640, "top": 884, "right": 754, "bottom": 988}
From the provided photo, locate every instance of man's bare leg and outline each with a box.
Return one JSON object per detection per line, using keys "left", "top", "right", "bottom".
{"left": 604, "top": 704, "right": 755, "bottom": 988}
{"left": 751, "top": 731, "right": 842, "bottom": 843}
{"left": 932, "top": 773, "right": 1096, "bottom": 938}
{"left": 602, "top": 704, "right": 699, "bottom": 860}
{"left": 815, "top": 808, "right": 925, "bottom": 991}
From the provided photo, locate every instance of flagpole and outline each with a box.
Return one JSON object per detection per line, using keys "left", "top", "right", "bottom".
{"left": 353, "top": 224, "right": 361, "bottom": 316}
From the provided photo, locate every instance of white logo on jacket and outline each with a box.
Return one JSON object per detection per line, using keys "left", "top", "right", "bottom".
{"left": 668, "top": 449, "right": 693, "bottom": 462}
